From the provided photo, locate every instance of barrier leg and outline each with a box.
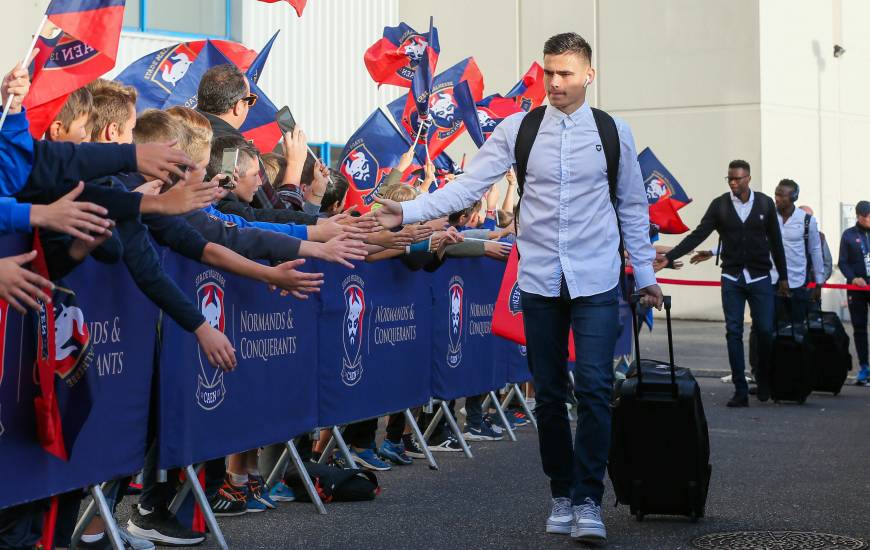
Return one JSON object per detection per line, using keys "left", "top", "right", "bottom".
{"left": 512, "top": 383, "right": 538, "bottom": 431}
{"left": 184, "top": 465, "right": 228, "bottom": 550}
{"left": 169, "top": 464, "right": 204, "bottom": 516}
{"left": 489, "top": 390, "right": 517, "bottom": 442}
{"left": 71, "top": 481, "right": 112, "bottom": 548}
{"left": 332, "top": 426, "right": 359, "bottom": 470}
{"left": 403, "top": 408, "right": 438, "bottom": 471}
{"left": 287, "top": 439, "right": 327, "bottom": 515}
{"left": 439, "top": 401, "right": 473, "bottom": 459}
{"left": 317, "top": 434, "right": 337, "bottom": 465}
{"left": 265, "top": 447, "right": 290, "bottom": 489}
{"left": 89, "top": 483, "right": 124, "bottom": 550}
{"left": 422, "top": 405, "right": 444, "bottom": 442}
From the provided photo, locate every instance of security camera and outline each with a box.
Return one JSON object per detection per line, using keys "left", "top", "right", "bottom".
{"left": 833, "top": 44, "right": 846, "bottom": 57}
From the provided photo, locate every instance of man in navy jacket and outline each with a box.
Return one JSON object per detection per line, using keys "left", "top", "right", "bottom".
{"left": 839, "top": 200, "right": 870, "bottom": 384}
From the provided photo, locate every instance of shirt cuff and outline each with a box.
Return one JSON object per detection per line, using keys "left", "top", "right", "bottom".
{"left": 401, "top": 200, "right": 422, "bottom": 224}
{"left": 11, "top": 202, "right": 31, "bottom": 233}
{"left": 299, "top": 225, "right": 308, "bottom": 240}
{"left": 121, "top": 143, "right": 138, "bottom": 172}
{"left": 2, "top": 110, "right": 29, "bottom": 132}
{"left": 632, "top": 264, "right": 657, "bottom": 291}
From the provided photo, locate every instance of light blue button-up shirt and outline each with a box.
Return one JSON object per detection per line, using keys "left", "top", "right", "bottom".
{"left": 401, "top": 102, "right": 656, "bottom": 298}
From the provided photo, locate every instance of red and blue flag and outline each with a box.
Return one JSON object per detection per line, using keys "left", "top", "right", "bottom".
{"left": 339, "top": 109, "right": 413, "bottom": 211}
{"left": 455, "top": 80, "right": 523, "bottom": 148}
{"left": 364, "top": 21, "right": 440, "bottom": 88}
{"left": 387, "top": 57, "right": 484, "bottom": 159}
{"left": 504, "top": 62, "right": 546, "bottom": 111}
{"left": 24, "top": 0, "right": 126, "bottom": 138}
{"left": 638, "top": 147, "right": 691, "bottom": 234}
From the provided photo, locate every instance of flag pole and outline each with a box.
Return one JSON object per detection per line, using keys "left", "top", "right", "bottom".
{"left": 0, "top": 14, "right": 47, "bottom": 131}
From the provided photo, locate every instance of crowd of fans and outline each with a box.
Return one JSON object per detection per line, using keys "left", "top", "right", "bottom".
{"left": 0, "top": 59, "right": 523, "bottom": 550}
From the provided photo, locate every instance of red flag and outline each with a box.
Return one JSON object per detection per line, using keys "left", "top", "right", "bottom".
{"left": 24, "top": 0, "right": 125, "bottom": 138}
{"left": 492, "top": 247, "right": 577, "bottom": 361}
{"left": 648, "top": 196, "right": 690, "bottom": 234}
{"left": 505, "top": 62, "right": 546, "bottom": 111}
{"left": 257, "top": 0, "right": 307, "bottom": 17}
{"left": 364, "top": 22, "right": 440, "bottom": 88}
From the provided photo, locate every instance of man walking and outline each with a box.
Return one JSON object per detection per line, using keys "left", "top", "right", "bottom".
{"left": 838, "top": 200, "right": 870, "bottom": 385}
{"left": 662, "top": 160, "right": 787, "bottom": 407}
{"left": 373, "top": 32, "right": 662, "bottom": 544}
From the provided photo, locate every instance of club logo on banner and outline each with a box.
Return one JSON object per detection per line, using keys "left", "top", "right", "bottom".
{"left": 447, "top": 276, "right": 464, "bottom": 368}
{"left": 476, "top": 107, "right": 499, "bottom": 134}
{"left": 399, "top": 35, "right": 428, "bottom": 77}
{"left": 341, "top": 275, "right": 366, "bottom": 387}
{"left": 195, "top": 271, "right": 227, "bottom": 410}
{"left": 145, "top": 44, "right": 198, "bottom": 93}
{"left": 644, "top": 170, "right": 673, "bottom": 202}
{"left": 53, "top": 298, "right": 90, "bottom": 378}
{"left": 0, "top": 300, "right": 7, "bottom": 438}
{"left": 508, "top": 282, "right": 522, "bottom": 316}
{"left": 341, "top": 145, "right": 381, "bottom": 205}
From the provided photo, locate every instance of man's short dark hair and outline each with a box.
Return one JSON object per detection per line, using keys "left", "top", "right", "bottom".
{"left": 543, "top": 32, "right": 592, "bottom": 63}
{"left": 198, "top": 64, "right": 247, "bottom": 116}
{"left": 728, "top": 159, "right": 751, "bottom": 173}
{"left": 207, "top": 135, "right": 259, "bottom": 179}
{"left": 777, "top": 178, "right": 798, "bottom": 192}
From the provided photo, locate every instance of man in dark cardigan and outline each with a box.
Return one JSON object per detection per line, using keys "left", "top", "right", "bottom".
{"left": 661, "top": 159, "right": 788, "bottom": 407}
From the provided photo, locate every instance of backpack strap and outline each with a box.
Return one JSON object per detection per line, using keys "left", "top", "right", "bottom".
{"left": 513, "top": 105, "right": 547, "bottom": 227}
{"left": 590, "top": 108, "right": 621, "bottom": 204}
{"left": 803, "top": 212, "right": 812, "bottom": 283}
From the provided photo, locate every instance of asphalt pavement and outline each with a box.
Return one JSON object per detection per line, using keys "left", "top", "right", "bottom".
{"left": 112, "top": 320, "right": 870, "bottom": 549}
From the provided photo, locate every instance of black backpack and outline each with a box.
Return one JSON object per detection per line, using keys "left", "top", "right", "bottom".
{"left": 284, "top": 462, "right": 380, "bottom": 503}
{"left": 513, "top": 105, "right": 626, "bottom": 282}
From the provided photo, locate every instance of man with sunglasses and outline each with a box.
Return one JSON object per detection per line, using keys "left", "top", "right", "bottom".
{"left": 658, "top": 159, "right": 788, "bottom": 407}
{"left": 196, "top": 64, "right": 302, "bottom": 213}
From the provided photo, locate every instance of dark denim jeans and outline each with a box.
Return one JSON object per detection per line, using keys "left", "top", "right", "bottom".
{"left": 721, "top": 275, "right": 774, "bottom": 396}
{"left": 848, "top": 290, "right": 869, "bottom": 366}
{"left": 520, "top": 282, "right": 620, "bottom": 506}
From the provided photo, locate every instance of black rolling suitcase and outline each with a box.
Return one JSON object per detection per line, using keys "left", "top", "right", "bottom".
{"left": 769, "top": 318, "right": 813, "bottom": 404}
{"left": 805, "top": 310, "right": 852, "bottom": 395}
{"left": 609, "top": 296, "right": 712, "bottom": 522}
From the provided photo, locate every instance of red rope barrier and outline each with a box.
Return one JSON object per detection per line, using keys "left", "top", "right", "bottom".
{"left": 656, "top": 277, "right": 870, "bottom": 291}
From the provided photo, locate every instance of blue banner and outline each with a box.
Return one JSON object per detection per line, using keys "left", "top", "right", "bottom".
{"left": 157, "top": 254, "right": 319, "bottom": 470}
{"left": 316, "top": 260, "right": 432, "bottom": 427}
{"left": 430, "top": 258, "right": 503, "bottom": 400}
{"left": 0, "top": 238, "right": 157, "bottom": 508}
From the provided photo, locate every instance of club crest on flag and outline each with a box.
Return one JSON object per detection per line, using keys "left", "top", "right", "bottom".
{"left": 148, "top": 44, "right": 198, "bottom": 91}
{"left": 447, "top": 276, "right": 464, "bottom": 368}
{"left": 341, "top": 276, "right": 366, "bottom": 387}
{"left": 508, "top": 282, "right": 522, "bottom": 316}
{"left": 400, "top": 34, "right": 428, "bottom": 67}
{"left": 196, "top": 273, "right": 227, "bottom": 410}
{"left": 341, "top": 144, "right": 381, "bottom": 204}
{"left": 44, "top": 34, "right": 99, "bottom": 70}
{"left": 518, "top": 344, "right": 527, "bottom": 357}
{"left": 476, "top": 107, "right": 498, "bottom": 134}
{"left": 53, "top": 299, "right": 90, "bottom": 378}
{"left": 644, "top": 170, "right": 673, "bottom": 203}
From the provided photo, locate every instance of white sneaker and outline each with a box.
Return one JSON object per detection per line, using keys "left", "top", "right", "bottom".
{"left": 571, "top": 498, "right": 607, "bottom": 545}
{"left": 120, "top": 527, "right": 156, "bottom": 550}
{"left": 545, "top": 497, "right": 573, "bottom": 534}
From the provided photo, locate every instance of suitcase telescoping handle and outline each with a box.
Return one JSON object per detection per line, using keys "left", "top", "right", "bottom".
{"left": 629, "top": 294, "right": 676, "bottom": 395}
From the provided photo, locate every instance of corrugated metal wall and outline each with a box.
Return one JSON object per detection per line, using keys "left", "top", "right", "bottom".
{"left": 109, "top": 0, "right": 401, "bottom": 145}
{"left": 241, "top": 0, "right": 401, "bottom": 144}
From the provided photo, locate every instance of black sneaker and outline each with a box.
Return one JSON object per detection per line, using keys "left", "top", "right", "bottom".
{"left": 208, "top": 480, "right": 247, "bottom": 517}
{"left": 402, "top": 434, "right": 426, "bottom": 459}
{"left": 726, "top": 393, "right": 749, "bottom": 408}
{"left": 127, "top": 506, "right": 205, "bottom": 547}
{"left": 427, "top": 433, "right": 465, "bottom": 452}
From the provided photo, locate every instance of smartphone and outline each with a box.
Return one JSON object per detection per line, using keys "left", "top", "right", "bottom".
{"left": 276, "top": 106, "right": 296, "bottom": 134}
{"left": 221, "top": 148, "right": 239, "bottom": 177}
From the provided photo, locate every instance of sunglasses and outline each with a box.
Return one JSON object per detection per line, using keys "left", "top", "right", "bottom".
{"left": 239, "top": 92, "right": 258, "bottom": 107}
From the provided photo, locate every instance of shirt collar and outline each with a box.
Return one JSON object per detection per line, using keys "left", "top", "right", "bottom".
{"left": 731, "top": 189, "right": 754, "bottom": 204}
{"left": 545, "top": 101, "right": 592, "bottom": 127}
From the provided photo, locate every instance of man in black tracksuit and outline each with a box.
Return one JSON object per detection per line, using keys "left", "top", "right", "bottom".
{"left": 664, "top": 160, "right": 787, "bottom": 407}
{"left": 839, "top": 200, "right": 870, "bottom": 385}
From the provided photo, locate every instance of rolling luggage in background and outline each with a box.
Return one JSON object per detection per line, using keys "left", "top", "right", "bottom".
{"left": 609, "top": 296, "right": 712, "bottom": 522}
{"left": 769, "top": 315, "right": 813, "bottom": 404}
{"left": 805, "top": 310, "right": 852, "bottom": 395}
